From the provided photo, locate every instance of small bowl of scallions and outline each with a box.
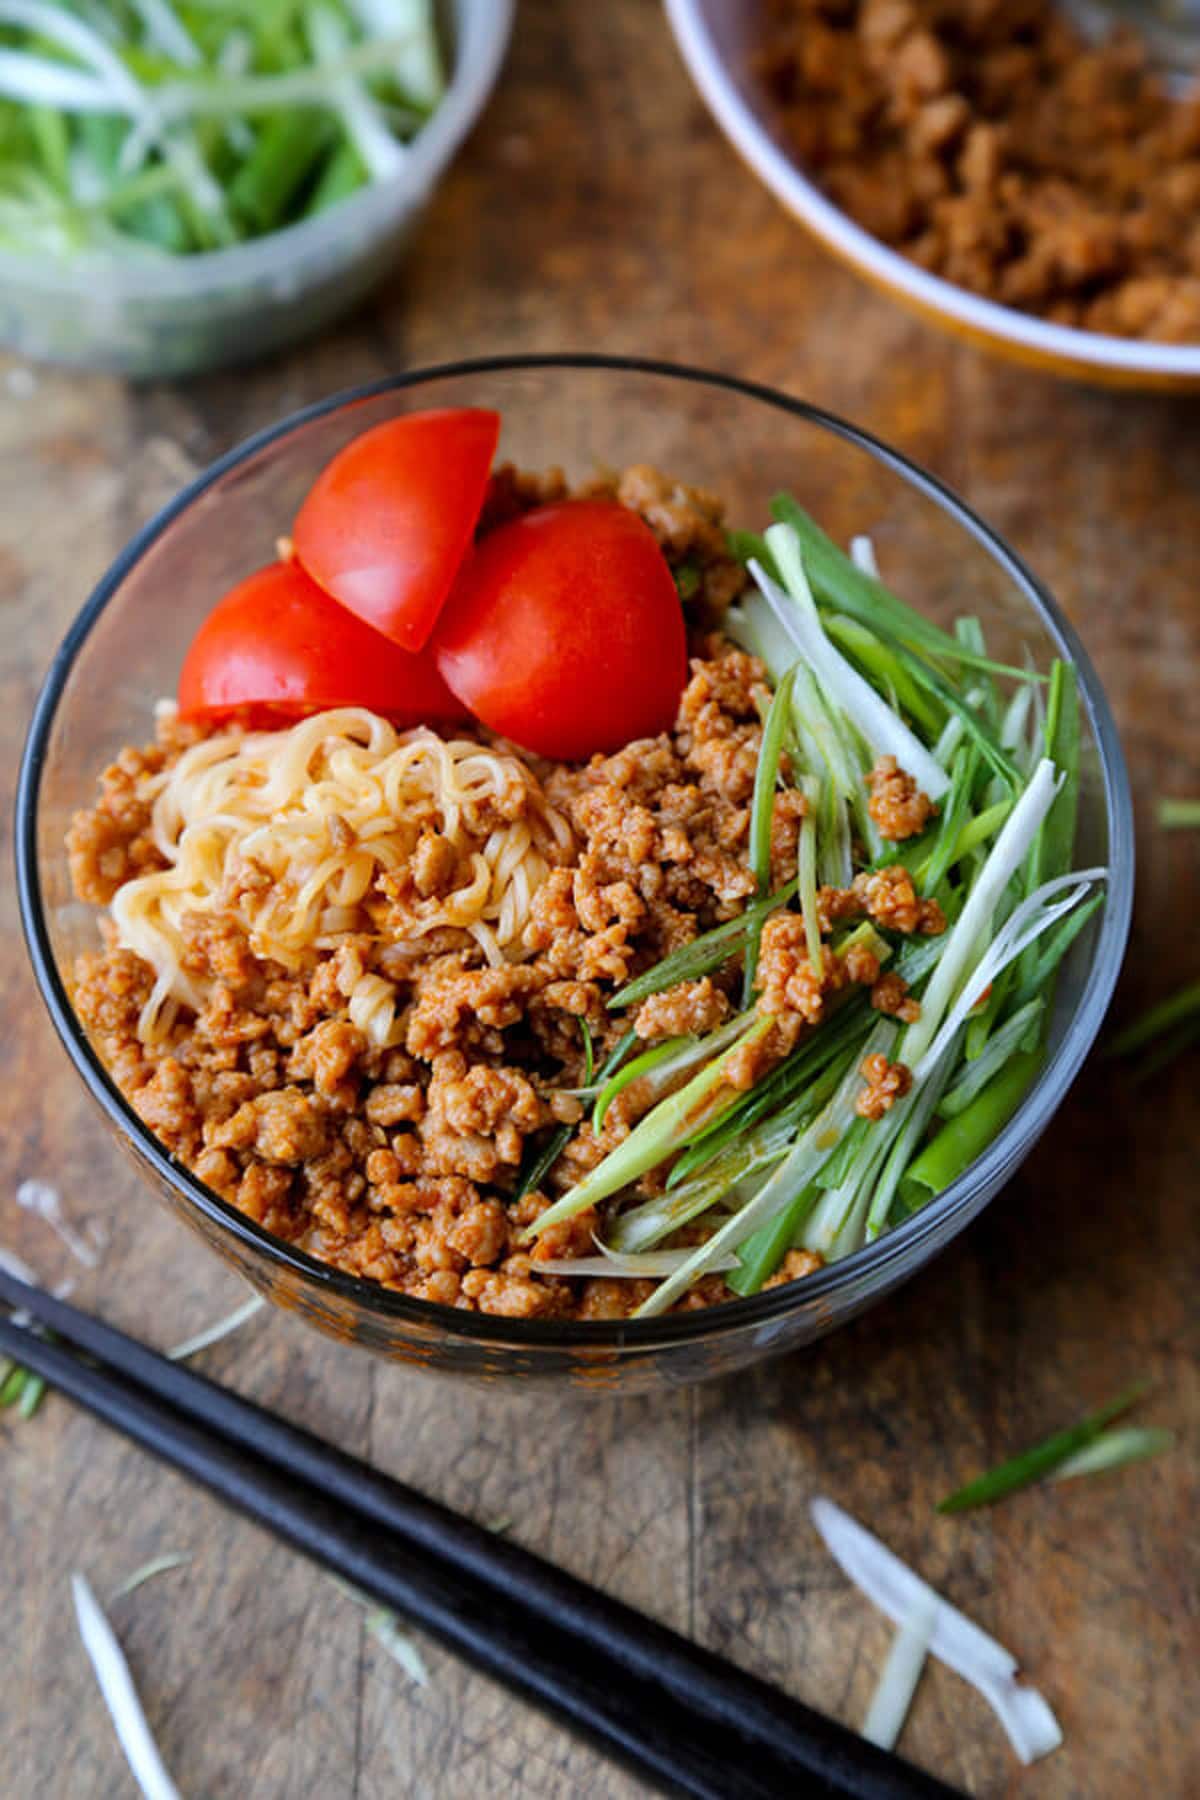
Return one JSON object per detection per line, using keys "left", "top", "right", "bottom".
{"left": 0, "top": 1, "right": 513, "bottom": 377}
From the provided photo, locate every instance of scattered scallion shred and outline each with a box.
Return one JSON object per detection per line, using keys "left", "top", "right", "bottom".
{"left": 0, "top": 1, "right": 444, "bottom": 259}
{"left": 17, "top": 1371, "right": 45, "bottom": 1418}
{"left": 519, "top": 502, "right": 1105, "bottom": 1312}
{"left": 165, "top": 1291, "right": 264, "bottom": 1361}
{"left": 1047, "top": 1426, "right": 1175, "bottom": 1483}
{"left": 0, "top": 1360, "right": 28, "bottom": 1407}
{"left": 364, "top": 1605, "right": 429, "bottom": 1686}
{"left": 1109, "top": 801, "right": 1198, "bottom": 1072}
{"left": 577, "top": 1015, "right": 595, "bottom": 1088}
{"left": 936, "top": 1382, "right": 1155, "bottom": 1513}
{"left": 861, "top": 1591, "right": 936, "bottom": 1751}
{"left": 673, "top": 561, "right": 701, "bottom": 601}
{"left": 332, "top": 1576, "right": 428, "bottom": 1687}
{"left": 511, "top": 1121, "right": 573, "bottom": 1208}
{"left": 743, "top": 665, "right": 797, "bottom": 1002}
{"left": 0, "top": 1249, "right": 35, "bottom": 1417}
{"left": 811, "top": 1497, "right": 1062, "bottom": 1765}
{"left": 71, "top": 1570, "right": 182, "bottom": 1800}
{"left": 511, "top": 1026, "right": 637, "bottom": 1206}
{"left": 111, "top": 1552, "right": 192, "bottom": 1602}
{"left": 1108, "top": 980, "right": 1200, "bottom": 1072}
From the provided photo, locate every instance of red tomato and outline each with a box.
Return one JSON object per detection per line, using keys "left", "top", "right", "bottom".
{"left": 292, "top": 407, "right": 500, "bottom": 652}
{"left": 177, "top": 560, "right": 464, "bottom": 726}
{"left": 432, "top": 500, "right": 687, "bottom": 759}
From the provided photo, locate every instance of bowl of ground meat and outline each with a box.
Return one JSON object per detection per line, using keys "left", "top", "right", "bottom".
{"left": 16, "top": 356, "right": 1133, "bottom": 1387}
{"left": 666, "top": 0, "right": 1200, "bottom": 387}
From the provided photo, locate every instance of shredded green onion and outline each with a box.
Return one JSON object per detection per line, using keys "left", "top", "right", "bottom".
{"left": 1158, "top": 797, "right": 1200, "bottom": 830}
{"left": 0, "top": 0, "right": 444, "bottom": 257}
{"left": 561, "top": 489, "right": 1102, "bottom": 1315}
{"left": 512, "top": 1027, "right": 637, "bottom": 1205}
{"left": 1048, "top": 1426, "right": 1174, "bottom": 1483}
{"left": 937, "top": 1382, "right": 1152, "bottom": 1512}
{"left": 607, "top": 880, "right": 797, "bottom": 1010}
{"left": 577, "top": 1015, "right": 595, "bottom": 1088}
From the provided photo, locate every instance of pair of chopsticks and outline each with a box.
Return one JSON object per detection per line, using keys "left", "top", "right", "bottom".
{"left": 0, "top": 1269, "right": 961, "bottom": 1800}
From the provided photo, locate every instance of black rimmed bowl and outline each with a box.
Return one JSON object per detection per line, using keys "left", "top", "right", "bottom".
{"left": 16, "top": 356, "right": 1133, "bottom": 1388}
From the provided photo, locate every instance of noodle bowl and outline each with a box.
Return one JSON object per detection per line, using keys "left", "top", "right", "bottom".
{"left": 110, "top": 706, "right": 575, "bottom": 1044}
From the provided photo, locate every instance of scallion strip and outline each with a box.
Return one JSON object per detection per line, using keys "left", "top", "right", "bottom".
{"left": 754, "top": 530, "right": 950, "bottom": 801}
{"left": 17, "top": 1371, "right": 45, "bottom": 1417}
{"left": 512, "top": 1122, "right": 573, "bottom": 1207}
{"left": 936, "top": 999, "right": 1044, "bottom": 1119}
{"left": 607, "top": 880, "right": 796, "bottom": 1009}
{"left": 1047, "top": 1426, "right": 1174, "bottom": 1483}
{"left": 768, "top": 495, "right": 1039, "bottom": 681}
{"left": 898, "top": 1048, "right": 1044, "bottom": 1211}
{"left": 635, "top": 1020, "right": 896, "bottom": 1315}
{"left": 0, "top": 1362, "right": 28, "bottom": 1406}
{"left": 577, "top": 1015, "right": 595, "bottom": 1087}
{"left": 797, "top": 775, "right": 823, "bottom": 978}
{"left": 749, "top": 666, "right": 796, "bottom": 891}
{"left": 1013, "top": 890, "right": 1104, "bottom": 1008}
{"left": 71, "top": 1570, "right": 182, "bottom": 1800}
{"left": 592, "top": 1034, "right": 693, "bottom": 1135}
{"left": 513, "top": 1026, "right": 637, "bottom": 1202}
{"left": 900, "top": 760, "right": 1064, "bottom": 1070}
{"left": 526, "top": 1016, "right": 772, "bottom": 1239}
{"left": 726, "top": 1176, "right": 822, "bottom": 1295}
{"left": 920, "top": 744, "right": 977, "bottom": 893}
{"left": 936, "top": 1382, "right": 1151, "bottom": 1513}
{"left": 823, "top": 612, "right": 946, "bottom": 742}
{"left": 1108, "top": 980, "right": 1200, "bottom": 1059}
{"left": 744, "top": 665, "right": 797, "bottom": 1001}
{"left": 665, "top": 995, "right": 874, "bottom": 1190}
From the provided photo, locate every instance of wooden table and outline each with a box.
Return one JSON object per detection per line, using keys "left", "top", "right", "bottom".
{"left": 2, "top": 5, "right": 1197, "bottom": 1795}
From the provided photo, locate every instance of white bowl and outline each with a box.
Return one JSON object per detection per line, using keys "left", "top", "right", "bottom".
{"left": 0, "top": 0, "right": 514, "bottom": 380}
{"left": 665, "top": 0, "right": 1200, "bottom": 390}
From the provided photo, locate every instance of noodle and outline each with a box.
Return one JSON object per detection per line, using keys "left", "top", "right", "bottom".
{"left": 110, "top": 707, "right": 574, "bottom": 1044}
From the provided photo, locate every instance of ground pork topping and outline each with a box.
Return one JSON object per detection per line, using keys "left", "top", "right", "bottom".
{"left": 635, "top": 977, "right": 731, "bottom": 1042}
{"left": 867, "top": 754, "right": 936, "bottom": 841}
{"left": 870, "top": 970, "right": 921, "bottom": 1023}
{"left": 856, "top": 1052, "right": 914, "bottom": 1121}
{"left": 821, "top": 867, "right": 947, "bottom": 937}
{"left": 763, "top": 1248, "right": 825, "bottom": 1290}
{"left": 756, "top": 0, "right": 1200, "bottom": 344}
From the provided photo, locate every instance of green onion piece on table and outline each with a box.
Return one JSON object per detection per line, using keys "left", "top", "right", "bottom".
{"left": 0, "top": 0, "right": 445, "bottom": 257}
{"left": 1048, "top": 1426, "right": 1174, "bottom": 1484}
{"left": 936, "top": 1382, "right": 1153, "bottom": 1513}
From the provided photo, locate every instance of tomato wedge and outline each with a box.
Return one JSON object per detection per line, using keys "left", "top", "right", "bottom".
{"left": 433, "top": 500, "right": 687, "bottom": 760}
{"left": 292, "top": 407, "right": 500, "bottom": 652}
{"left": 177, "top": 560, "right": 464, "bottom": 726}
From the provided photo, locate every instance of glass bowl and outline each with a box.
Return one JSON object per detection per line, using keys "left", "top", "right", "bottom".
{"left": 664, "top": 0, "right": 1200, "bottom": 390}
{"left": 15, "top": 356, "right": 1134, "bottom": 1389}
{"left": 0, "top": 0, "right": 513, "bottom": 380}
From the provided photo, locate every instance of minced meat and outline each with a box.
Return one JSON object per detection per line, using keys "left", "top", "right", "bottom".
{"left": 757, "top": 0, "right": 1200, "bottom": 343}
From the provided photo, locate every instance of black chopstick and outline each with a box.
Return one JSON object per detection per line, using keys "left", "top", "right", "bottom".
{"left": 0, "top": 1275, "right": 961, "bottom": 1800}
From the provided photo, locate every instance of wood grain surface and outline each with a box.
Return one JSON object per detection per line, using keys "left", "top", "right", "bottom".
{"left": 1, "top": 4, "right": 1197, "bottom": 1796}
